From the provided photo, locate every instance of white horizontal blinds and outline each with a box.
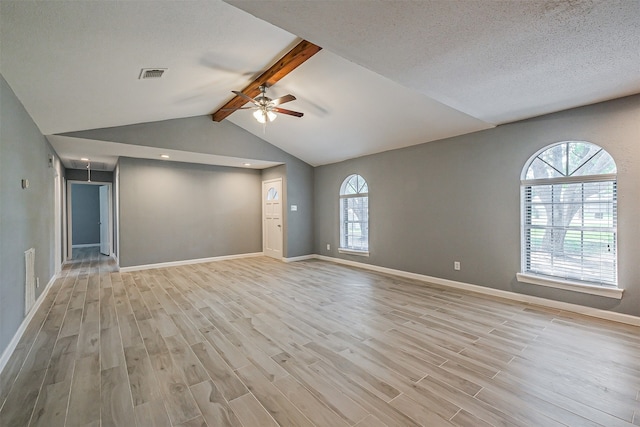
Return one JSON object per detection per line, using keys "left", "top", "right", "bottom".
{"left": 524, "top": 180, "right": 617, "bottom": 285}
{"left": 340, "top": 174, "right": 369, "bottom": 251}
{"left": 522, "top": 141, "right": 618, "bottom": 287}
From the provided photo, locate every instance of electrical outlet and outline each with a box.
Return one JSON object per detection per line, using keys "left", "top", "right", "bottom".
{"left": 326, "top": 244, "right": 331, "bottom": 251}
{"left": 454, "top": 261, "right": 461, "bottom": 271}
{"left": 36, "top": 277, "right": 40, "bottom": 288}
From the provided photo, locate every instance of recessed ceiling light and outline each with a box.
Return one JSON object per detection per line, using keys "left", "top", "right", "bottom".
{"left": 243, "top": 162, "right": 251, "bottom": 166}
{"left": 80, "top": 157, "right": 89, "bottom": 161}
{"left": 160, "top": 154, "right": 170, "bottom": 159}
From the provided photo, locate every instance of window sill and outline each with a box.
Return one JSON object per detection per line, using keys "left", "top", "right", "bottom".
{"left": 338, "top": 248, "right": 369, "bottom": 257}
{"left": 516, "top": 273, "right": 623, "bottom": 299}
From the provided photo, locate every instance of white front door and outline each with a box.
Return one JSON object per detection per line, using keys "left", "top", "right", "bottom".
{"left": 263, "top": 179, "right": 283, "bottom": 259}
{"left": 99, "top": 185, "right": 110, "bottom": 256}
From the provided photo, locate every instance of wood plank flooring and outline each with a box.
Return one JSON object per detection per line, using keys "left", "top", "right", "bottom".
{"left": 1, "top": 248, "right": 639, "bottom": 426}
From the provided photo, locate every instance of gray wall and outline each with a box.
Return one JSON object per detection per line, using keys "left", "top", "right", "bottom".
{"left": 71, "top": 184, "right": 100, "bottom": 245}
{"left": 118, "top": 157, "right": 262, "bottom": 267}
{"left": 64, "top": 116, "right": 314, "bottom": 257}
{"left": 314, "top": 94, "right": 640, "bottom": 317}
{"left": 283, "top": 160, "right": 314, "bottom": 257}
{"left": 0, "top": 75, "right": 57, "bottom": 355}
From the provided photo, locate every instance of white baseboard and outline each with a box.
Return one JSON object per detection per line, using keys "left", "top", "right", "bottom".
{"left": 71, "top": 243, "right": 100, "bottom": 248}
{"left": 312, "top": 255, "right": 640, "bottom": 327}
{"left": 282, "top": 254, "right": 316, "bottom": 263}
{"left": 119, "top": 252, "right": 264, "bottom": 273}
{"left": 0, "top": 273, "right": 58, "bottom": 377}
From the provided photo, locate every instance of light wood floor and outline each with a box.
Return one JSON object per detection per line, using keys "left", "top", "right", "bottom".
{"left": 1, "top": 250, "right": 639, "bottom": 426}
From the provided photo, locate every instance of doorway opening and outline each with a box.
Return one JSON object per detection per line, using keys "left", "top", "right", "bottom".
{"left": 66, "top": 181, "right": 113, "bottom": 262}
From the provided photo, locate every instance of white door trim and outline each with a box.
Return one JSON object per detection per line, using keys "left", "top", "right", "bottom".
{"left": 53, "top": 158, "right": 62, "bottom": 274}
{"left": 99, "top": 185, "right": 110, "bottom": 256}
{"left": 114, "top": 166, "right": 120, "bottom": 264}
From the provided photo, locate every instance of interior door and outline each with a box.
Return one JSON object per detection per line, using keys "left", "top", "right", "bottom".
{"left": 99, "top": 185, "right": 110, "bottom": 256}
{"left": 263, "top": 179, "right": 283, "bottom": 259}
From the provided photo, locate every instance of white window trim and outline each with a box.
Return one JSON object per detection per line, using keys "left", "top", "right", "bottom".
{"left": 338, "top": 248, "right": 370, "bottom": 257}
{"left": 520, "top": 142, "right": 618, "bottom": 292}
{"left": 516, "top": 273, "right": 623, "bottom": 299}
{"left": 521, "top": 173, "right": 617, "bottom": 186}
{"left": 340, "top": 174, "right": 369, "bottom": 253}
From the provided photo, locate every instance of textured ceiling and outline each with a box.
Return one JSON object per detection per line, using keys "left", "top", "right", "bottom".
{"left": 228, "top": 0, "right": 640, "bottom": 124}
{"left": 2, "top": 0, "right": 638, "bottom": 168}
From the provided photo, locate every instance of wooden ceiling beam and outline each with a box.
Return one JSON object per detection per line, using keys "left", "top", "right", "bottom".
{"left": 212, "top": 40, "right": 322, "bottom": 122}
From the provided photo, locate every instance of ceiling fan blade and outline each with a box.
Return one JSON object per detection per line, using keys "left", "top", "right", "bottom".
{"left": 272, "top": 107, "right": 304, "bottom": 118}
{"left": 220, "top": 106, "right": 256, "bottom": 111}
{"left": 271, "top": 94, "right": 296, "bottom": 106}
{"left": 232, "top": 90, "right": 259, "bottom": 106}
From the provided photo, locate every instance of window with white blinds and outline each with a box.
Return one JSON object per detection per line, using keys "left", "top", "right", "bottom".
{"left": 521, "top": 141, "right": 617, "bottom": 287}
{"left": 340, "top": 174, "right": 369, "bottom": 252}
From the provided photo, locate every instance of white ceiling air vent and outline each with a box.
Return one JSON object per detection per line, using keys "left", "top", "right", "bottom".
{"left": 139, "top": 68, "right": 167, "bottom": 79}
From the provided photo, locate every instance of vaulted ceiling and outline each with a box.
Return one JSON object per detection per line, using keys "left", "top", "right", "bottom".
{"left": 2, "top": 1, "right": 638, "bottom": 168}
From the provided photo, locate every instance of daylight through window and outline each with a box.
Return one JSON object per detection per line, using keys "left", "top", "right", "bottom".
{"left": 340, "top": 174, "right": 369, "bottom": 252}
{"left": 521, "top": 141, "right": 617, "bottom": 287}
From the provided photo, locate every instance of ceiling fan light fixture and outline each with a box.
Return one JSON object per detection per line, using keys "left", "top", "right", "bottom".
{"left": 253, "top": 109, "right": 277, "bottom": 124}
{"left": 253, "top": 109, "right": 266, "bottom": 124}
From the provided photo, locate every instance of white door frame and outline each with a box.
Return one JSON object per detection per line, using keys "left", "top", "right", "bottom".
{"left": 66, "top": 180, "right": 113, "bottom": 260}
{"left": 262, "top": 178, "right": 283, "bottom": 259}
{"left": 114, "top": 165, "right": 120, "bottom": 264}
{"left": 53, "top": 158, "right": 63, "bottom": 274}
{"left": 99, "top": 185, "right": 110, "bottom": 256}
{"left": 62, "top": 178, "right": 68, "bottom": 263}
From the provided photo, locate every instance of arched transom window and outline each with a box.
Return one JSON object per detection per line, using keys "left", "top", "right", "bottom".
{"left": 266, "top": 187, "right": 279, "bottom": 200}
{"left": 339, "top": 174, "right": 369, "bottom": 253}
{"left": 520, "top": 141, "right": 617, "bottom": 287}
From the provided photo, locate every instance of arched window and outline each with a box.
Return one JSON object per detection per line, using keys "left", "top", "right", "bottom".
{"left": 339, "top": 174, "right": 369, "bottom": 254}
{"left": 520, "top": 141, "right": 617, "bottom": 288}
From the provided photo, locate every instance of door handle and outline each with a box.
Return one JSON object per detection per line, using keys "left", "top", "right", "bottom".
{"left": 277, "top": 224, "right": 281, "bottom": 227}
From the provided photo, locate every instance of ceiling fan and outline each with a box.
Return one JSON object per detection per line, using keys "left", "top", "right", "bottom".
{"left": 227, "top": 84, "right": 303, "bottom": 124}
{"left": 212, "top": 40, "right": 321, "bottom": 123}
